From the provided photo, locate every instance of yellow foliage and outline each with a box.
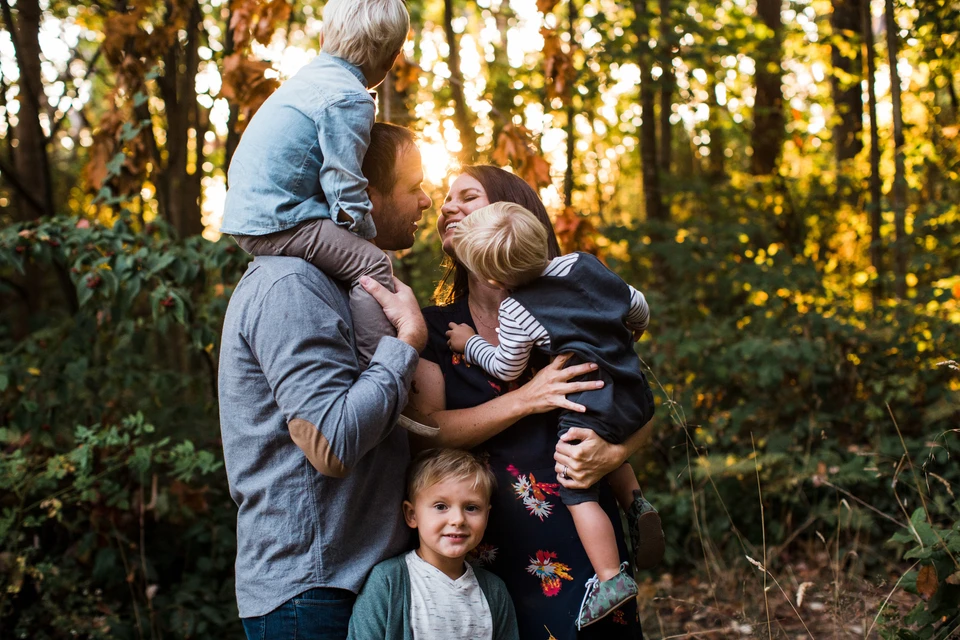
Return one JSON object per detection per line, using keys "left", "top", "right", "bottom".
{"left": 750, "top": 291, "right": 769, "bottom": 305}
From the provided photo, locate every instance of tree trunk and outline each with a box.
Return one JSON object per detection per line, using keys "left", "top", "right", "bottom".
{"left": 378, "top": 62, "right": 414, "bottom": 126}
{"left": 706, "top": 69, "right": 726, "bottom": 182}
{"left": 658, "top": 0, "right": 674, "bottom": 173}
{"left": 751, "top": 0, "right": 784, "bottom": 175}
{"left": 489, "top": 9, "right": 514, "bottom": 146}
{"left": 862, "top": 0, "right": 883, "bottom": 305}
{"left": 2, "top": 0, "right": 53, "bottom": 219}
{"left": 885, "top": 0, "right": 907, "bottom": 298}
{"left": 632, "top": 0, "right": 664, "bottom": 221}
{"left": 443, "top": 0, "right": 476, "bottom": 163}
{"left": 946, "top": 70, "right": 959, "bottom": 122}
{"left": 158, "top": 0, "right": 204, "bottom": 237}
{"left": 223, "top": 5, "right": 240, "bottom": 175}
{"left": 830, "top": 0, "right": 864, "bottom": 163}
{"left": 563, "top": 0, "right": 578, "bottom": 206}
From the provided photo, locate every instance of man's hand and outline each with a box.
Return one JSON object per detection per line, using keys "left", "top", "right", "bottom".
{"left": 360, "top": 276, "right": 427, "bottom": 352}
{"left": 445, "top": 322, "right": 476, "bottom": 353}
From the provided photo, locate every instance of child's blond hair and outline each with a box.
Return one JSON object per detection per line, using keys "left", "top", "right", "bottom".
{"left": 406, "top": 449, "right": 497, "bottom": 502}
{"left": 452, "top": 202, "right": 550, "bottom": 287}
{"left": 322, "top": 0, "right": 409, "bottom": 71}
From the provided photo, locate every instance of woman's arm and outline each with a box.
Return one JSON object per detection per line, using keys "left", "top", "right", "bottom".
{"left": 552, "top": 422, "right": 654, "bottom": 490}
{"left": 407, "top": 354, "right": 605, "bottom": 450}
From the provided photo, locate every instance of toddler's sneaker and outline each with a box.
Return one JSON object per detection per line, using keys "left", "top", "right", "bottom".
{"left": 576, "top": 563, "right": 638, "bottom": 629}
{"left": 627, "top": 490, "right": 665, "bottom": 571}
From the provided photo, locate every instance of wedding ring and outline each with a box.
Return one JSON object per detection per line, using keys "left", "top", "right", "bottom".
{"left": 560, "top": 465, "right": 568, "bottom": 479}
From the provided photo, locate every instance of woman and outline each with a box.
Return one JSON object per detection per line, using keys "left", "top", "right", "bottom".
{"left": 408, "top": 166, "right": 649, "bottom": 639}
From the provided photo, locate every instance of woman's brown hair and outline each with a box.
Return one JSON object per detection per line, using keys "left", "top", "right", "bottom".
{"left": 433, "top": 165, "right": 561, "bottom": 305}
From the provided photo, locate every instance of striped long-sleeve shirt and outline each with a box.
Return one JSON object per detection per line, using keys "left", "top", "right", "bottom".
{"left": 463, "top": 253, "right": 649, "bottom": 382}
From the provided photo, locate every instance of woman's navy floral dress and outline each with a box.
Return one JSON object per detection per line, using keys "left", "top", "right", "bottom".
{"left": 421, "top": 298, "right": 644, "bottom": 640}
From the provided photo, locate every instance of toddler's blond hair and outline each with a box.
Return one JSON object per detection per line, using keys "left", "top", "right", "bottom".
{"left": 406, "top": 449, "right": 496, "bottom": 502}
{"left": 322, "top": 0, "right": 409, "bottom": 71}
{"left": 452, "top": 202, "right": 550, "bottom": 287}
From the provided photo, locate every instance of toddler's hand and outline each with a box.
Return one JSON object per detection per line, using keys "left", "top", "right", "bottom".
{"left": 445, "top": 322, "right": 476, "bottom": 353}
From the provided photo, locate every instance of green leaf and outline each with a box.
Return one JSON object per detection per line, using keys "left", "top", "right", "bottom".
{"left": 106, "top": 152, "right": 126, "bottom": 177}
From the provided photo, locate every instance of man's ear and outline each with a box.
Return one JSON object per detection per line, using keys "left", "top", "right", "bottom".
{"left": 402, "top": 500, "right": 417, "bottom": 529}
{"left": 367, "top": 186, "right": 383, "bottom": 218}
{"left": 318, "top": 29, "right": 324, "bottom": 50}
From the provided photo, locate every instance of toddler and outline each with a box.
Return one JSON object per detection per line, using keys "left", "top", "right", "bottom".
{"left": 219, "top": 0, "right": 434, "bottom": 435}
{"left": 347, "top": 448, "right": 519, "bottom": 640}
{"left": 445, "top": 202, "right": 663, "bottom": 628}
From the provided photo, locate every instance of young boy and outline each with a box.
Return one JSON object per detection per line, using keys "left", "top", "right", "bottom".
{"left": 444, "top": 202, "right": 664, "bottom": 629}
{"left": 346, "top": 449, "right": 519, "bottom": 640}
{"left": 219, "top": 0, "right": 435, "bottom": 436}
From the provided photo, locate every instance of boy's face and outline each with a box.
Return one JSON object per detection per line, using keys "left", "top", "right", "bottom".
{"left": 402, "top": 477, "right": 491, "bottom": 577}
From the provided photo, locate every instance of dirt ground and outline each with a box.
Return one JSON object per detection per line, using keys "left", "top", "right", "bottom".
{"left": 635, "top": 551, "right": 933, "bottom": 639}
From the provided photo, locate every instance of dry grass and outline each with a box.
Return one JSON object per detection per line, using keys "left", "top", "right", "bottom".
{"left": 637, "top": 552, "right": 920, "bottom": 639}
{"left": 632, "top": 363, "right": 957, "bottom": 639}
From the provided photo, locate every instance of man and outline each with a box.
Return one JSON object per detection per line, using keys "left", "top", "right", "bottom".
{"left": 218, "top": 122, "right": 431, "bottom": 639}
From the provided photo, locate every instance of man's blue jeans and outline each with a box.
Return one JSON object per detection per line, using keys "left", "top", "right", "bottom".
{"left": 241, "top": 587, "right": 356, "bottom": 640}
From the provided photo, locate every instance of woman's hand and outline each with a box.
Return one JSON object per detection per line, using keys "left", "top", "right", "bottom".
{"left": 553, "top": 428, "right": 628, "bottom": 490}
{"left": 517, "top": 353, "right": 605, "bottom": 415}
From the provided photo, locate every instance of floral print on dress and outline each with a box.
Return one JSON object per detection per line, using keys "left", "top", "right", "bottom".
{"left": 468, "top": 543, "right": 498, "bottom": 566}
{"left": 526, "top": 550, "right": 573, "bottom": 596}
{"left": 508, "top": 465, "right": 560, "bottom": 521}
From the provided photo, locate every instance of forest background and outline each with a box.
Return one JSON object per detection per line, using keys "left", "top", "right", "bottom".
{"left": 0, "top": 0, "right": 958, "bottom": 637}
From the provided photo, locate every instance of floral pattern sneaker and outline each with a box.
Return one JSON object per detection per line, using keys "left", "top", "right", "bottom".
{"left": 576, "top": 563, "right": 639, "bottom": 629}
{"left": 627, "top": 490, "right": 665, "bottom": 571}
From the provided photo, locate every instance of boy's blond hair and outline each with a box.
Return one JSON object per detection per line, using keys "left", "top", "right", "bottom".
{"left": 322, "top": 0, "right": 409, "bottom": 71}
{"left": 452, "top": 202, "right": 550, "bottom": 287}
{"left": 406, "top": 449, "right": 497, "bottom": 502}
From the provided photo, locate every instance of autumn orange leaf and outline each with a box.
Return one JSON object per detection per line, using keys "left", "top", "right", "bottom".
{"left": 541, "top": 27, "right": 576, "bottom": 101}
{"left": 916, "top": 564, "right": 938, "bottom": 601}
{"left": 221, "top": 53, "right": 281, "bottom": 132}
{"left": 230, "top": 0, "right": 291, "bottom": 51}
{"left": 392, "top": 56, "right": 421, "bottom": 93}
{"left": 537, "top": 0, "right": 562, "bottom": 13}
{"left": 554, "top": 206, "right": 600, "bottom": 255}
{"left": 493, "top": 124, "right": 553, "bottom": 191}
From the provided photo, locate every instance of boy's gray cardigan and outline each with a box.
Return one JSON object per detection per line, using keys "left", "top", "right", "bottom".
{"left": 346, "top": 556, "right": 520, "bottom": 640}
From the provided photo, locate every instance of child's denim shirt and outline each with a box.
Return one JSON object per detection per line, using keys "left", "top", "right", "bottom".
{"left": 220, "top": 52, "right": 377, "bottom": 240}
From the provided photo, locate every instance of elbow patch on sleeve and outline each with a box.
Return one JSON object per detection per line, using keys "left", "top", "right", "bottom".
{"left": 288, "top": 418, "right": 349, "bottom": 478}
